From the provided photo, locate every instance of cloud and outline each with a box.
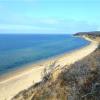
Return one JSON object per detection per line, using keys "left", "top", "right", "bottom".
{"left": 0, "top": 23, "right": 57, "bottom": 33}
{"left": 0, "top": 24, "right": 36, "bottom": 30}
{"left": 0, "top": 24, "right": 55, "bottom": 30}
{"left": 0, "top": 17, "right": 99, "bottom": 34}
{"left": 40, "top": 19, "right": 59, "bottom": 24}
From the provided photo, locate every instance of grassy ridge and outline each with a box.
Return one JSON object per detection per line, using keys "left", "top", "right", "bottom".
{"left": 74, "top": 31, "right": 100, "bottom": 36}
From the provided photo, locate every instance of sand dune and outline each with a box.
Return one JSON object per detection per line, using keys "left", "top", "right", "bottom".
{"left": 0, "top": 37, "right": 98, "bottom": 100}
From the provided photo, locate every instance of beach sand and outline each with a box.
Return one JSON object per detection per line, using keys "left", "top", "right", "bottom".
{"left": 0, "top": 37, "right": 98, "bottom": 100}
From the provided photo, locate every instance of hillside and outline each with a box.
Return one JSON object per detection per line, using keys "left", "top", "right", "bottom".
{"left": 74, "top": 31, "right": 100, "bottom": 36}
{"left": 74, "top": 31, "right": 100, "bottom": 42}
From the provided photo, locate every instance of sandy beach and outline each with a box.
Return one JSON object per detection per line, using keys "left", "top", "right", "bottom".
{"left": 0, "top": 37, "right": 98, "bottom": 100}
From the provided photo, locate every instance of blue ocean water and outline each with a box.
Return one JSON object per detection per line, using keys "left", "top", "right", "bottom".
{"left": 0, "top": 34, "right": 90, "bottom": 75}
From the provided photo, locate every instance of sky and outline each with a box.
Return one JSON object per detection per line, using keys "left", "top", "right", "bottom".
{"left": 0, "top": 0, "right": 100, "bottom": 34}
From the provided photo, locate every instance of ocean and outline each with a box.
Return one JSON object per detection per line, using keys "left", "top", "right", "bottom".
{"left": 0, "top": 34, "right": 90, "bottom": 75}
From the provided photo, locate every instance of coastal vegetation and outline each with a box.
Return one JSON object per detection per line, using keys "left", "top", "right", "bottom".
{"left": 12, "top": 32, "right": 100, "bottom": 100}
{"left": 74, "top": 31, "right": 100, "bottom": 36}
{"left": 74, "top": 31, "right": 100, "bottom": 42}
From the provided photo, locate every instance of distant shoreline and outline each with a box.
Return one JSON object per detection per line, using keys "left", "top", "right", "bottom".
{"left": 0, "top": 36, "right": 98, "bottom": 100}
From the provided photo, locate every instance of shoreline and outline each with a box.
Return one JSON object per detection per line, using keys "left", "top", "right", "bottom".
{"left": 0, "top": 37, "right": 98, "bottom": 100}
{"left": 0, "top": 37, "right": 90, "bottom": 82}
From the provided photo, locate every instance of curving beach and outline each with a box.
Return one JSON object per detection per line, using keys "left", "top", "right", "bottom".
{"left": 0, "top": 37, "right": 98, "bottom": 100}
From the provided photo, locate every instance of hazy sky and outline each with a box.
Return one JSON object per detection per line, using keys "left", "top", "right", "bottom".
{"left": 0, "top": 0, "right": 100, "bottom": 34}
